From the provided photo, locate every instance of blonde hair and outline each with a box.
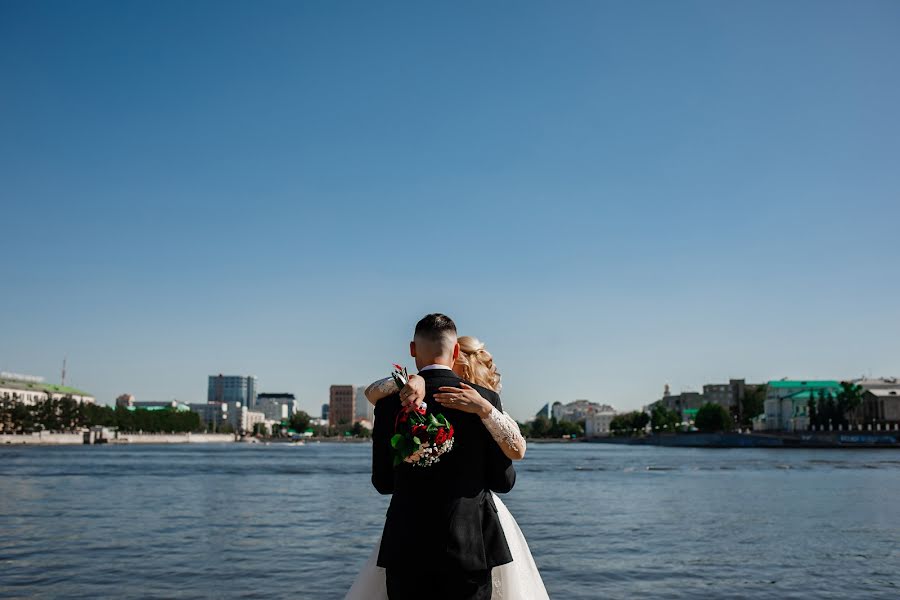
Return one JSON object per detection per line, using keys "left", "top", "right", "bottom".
{"left": 455, "top": 336, "right": 502, "bottom": 392}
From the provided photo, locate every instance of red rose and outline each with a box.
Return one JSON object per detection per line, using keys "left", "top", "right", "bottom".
{"left": 392, "top": 363, "right": 404, "bottom": 371}
{"left": 412, "top": 424, "right": 427, "bottom": 439}
{"left": 434, "top": 428, "right": 448, "bottom": 445}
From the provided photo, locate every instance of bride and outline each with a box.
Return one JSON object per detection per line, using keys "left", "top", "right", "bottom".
{"left": 345, "top": 336, "right": 549, "bottom": 600}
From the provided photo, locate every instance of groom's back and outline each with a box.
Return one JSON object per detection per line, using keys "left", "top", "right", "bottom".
{"left": 372, "top": 367, "right": 515, "bottom": 571}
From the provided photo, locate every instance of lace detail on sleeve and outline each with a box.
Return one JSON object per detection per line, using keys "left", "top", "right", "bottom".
{"left": 365, "top": 377, "right": 400, "bottom": 403}
{"left": 481, "top": 407, "right": 526, "bottom": 454}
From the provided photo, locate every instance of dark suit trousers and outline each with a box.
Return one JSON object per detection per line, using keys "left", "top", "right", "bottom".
{"left": 386, "top": 566, "right": 491, "bottom": 600}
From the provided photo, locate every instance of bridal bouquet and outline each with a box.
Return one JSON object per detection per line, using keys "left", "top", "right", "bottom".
{"left": 390, "top": 364, "right": 455, "bottom": 468}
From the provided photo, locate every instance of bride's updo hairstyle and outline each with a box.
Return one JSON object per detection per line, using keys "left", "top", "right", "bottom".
{"left": 456, "top": 336, "right": 502, "bottom": 393}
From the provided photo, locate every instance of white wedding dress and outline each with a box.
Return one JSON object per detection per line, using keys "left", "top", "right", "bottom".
{"left": 345, "top": 492, "right": 549, "bottom": 600}
{"left": 347, "top": 377, "right": 549, "bottom": 599}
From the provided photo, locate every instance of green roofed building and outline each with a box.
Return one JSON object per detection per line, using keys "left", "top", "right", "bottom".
{"left": 0, "top": 374, "right": 96, "bottom": 405}
{"left": 759, "top": 380, "right": 842, "bottom": 432}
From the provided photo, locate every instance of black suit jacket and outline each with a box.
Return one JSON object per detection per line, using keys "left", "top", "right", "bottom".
{"left": 372, "top": 368, "right": 516, "bottom": 572}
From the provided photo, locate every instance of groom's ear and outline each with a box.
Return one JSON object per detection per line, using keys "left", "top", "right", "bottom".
{"left": 410, "top": 341, "right": 416, "bottom": 358}
{"left": 452, "top": 342, "right": 460, "bottom": 361}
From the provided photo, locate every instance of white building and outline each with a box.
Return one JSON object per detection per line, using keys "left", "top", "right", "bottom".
{"left": 240, "top": 409, "right": 266, "bottom": 433}
{"left": 355, "top": 386, "right": 374, "bottom": 423}
{"left": 585, "top": 409, "right": 617, "bottom": 437}
{"left": 552, "top": 400, "right": 616, "bottom": 423}
{"left": 0, "top": 373, "right": 95, "bottom": 406}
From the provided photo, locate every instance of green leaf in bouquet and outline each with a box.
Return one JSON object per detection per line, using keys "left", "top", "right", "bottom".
{"left": 429, "top": 414, "right": 441, "bottom": 428}
{"left": 412, "top": 436, "right": 421, "bottom": 446}
{"left": 390, "top": 434, "right": 403, "bottom": 449}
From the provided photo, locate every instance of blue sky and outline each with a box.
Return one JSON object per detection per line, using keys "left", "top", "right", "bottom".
{"left": 2, "top": 0, "right": 898, "bottom": 419}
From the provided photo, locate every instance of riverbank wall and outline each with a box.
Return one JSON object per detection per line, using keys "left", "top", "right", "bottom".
{"left": 1, "top": 432, "right": 237, "bottom": 445}
{"left": 588, "top": 431, "right": 900, "bottom": 448}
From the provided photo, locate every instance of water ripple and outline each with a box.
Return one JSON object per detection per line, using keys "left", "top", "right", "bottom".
{"left": 1, "top": 444, "right": 899, "bottom": 598}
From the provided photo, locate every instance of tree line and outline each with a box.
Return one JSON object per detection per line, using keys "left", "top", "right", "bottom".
{"left": 517, "top": 415, "right": 584, "bottom": 439}
{"left": 0, "top": 393, "right": 200, "bottom": 434}
{"left": 807, "top": 382, "right": 864, "bottom": 429}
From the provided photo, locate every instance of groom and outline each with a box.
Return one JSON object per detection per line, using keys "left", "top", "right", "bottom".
{"left": 372, "top": 313, "right": 516, "bottom": 600}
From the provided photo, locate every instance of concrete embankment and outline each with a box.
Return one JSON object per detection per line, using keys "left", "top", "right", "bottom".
{"left": 1, "top": 433, "right": 86, "bottom": 445}
{"left": 1, "top": 432, "right": 237, "bottom": 445}
{"left": 113, "top": 433, "right": 236, "bottom": 444}
{"left": 588, "top": 431, "right": 900, "bottom": 448}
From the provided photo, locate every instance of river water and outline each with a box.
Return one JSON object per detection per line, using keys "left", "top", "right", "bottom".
{"left": 0, "top": 443, "right": 898, "bottom": 599}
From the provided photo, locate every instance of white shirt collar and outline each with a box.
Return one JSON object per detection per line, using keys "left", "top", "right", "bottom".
{"left": 419, "top": 364, "right": 453, "bottom": 372}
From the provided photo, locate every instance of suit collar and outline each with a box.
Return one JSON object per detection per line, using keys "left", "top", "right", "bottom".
{"left": 418, "top": 368, "right": 461, "bottom": 381}
{"left": 419, "top": 364, "right": 454, "bottom": 373}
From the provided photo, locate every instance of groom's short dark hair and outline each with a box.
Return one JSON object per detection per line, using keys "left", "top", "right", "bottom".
{"left": 414, "top": 313, "right": 457, "bottom": 342}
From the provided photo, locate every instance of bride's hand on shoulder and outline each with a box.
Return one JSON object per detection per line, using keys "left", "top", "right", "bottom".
{"left": 400, "top": 374, "right": 425, "bottom": 408}
{"left": 434, "top": 382, "right": 492, "bottom": 418}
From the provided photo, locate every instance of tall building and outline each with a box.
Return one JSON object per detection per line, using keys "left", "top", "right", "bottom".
{"left": 208, "top": 375, "right": 257, "bottom": 408}
{"left": 321, "top": 403, "right": 330, "bottom": 421}
{"left": 329, "top": 385, "right": 354, "bottom": 427}
{"left": 702, "top": 379, "right": 763, "bottom": 421}
{"left": 654, "top": 391, "right": 705, "bottom": 419}
{"left": 355, "top": 386, "right": 374, "bottom": 423}
{"left": 535, "top": 403, "right": 552, "bottom": 419}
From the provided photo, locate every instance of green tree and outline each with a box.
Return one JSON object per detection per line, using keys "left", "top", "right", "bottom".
{"left": 58, "top": 396, "right": 78, "bottom": 431}
{"left": 610, "top": 411, "right": 650, "bottom": 436}
{"left": 530, "top": 415, "right": 550, "bottom": 437}
{"left": 517, "top": 420, "right": 532, "bottom": 438}
{"left": 551, "top": 419, "right": 584, "bottom": 438}
{"left": 12, "top": 399, "right": 35, "bottom": 433}
{"left": 37, "top": 393, "right": 60, "bottom": 431}
{"left": 0, "top": 392, "right": 16, "bottom": 433}
{"left": 351, "top": 421, "right": 371, "bottom": 438}
{"left": 739, "top": 385, "right": 767, "bottom": 429}
{"left": 289, "top": 410, "right": 311, "bottom": 433}
{"left": 651, "top": 404, "right": 680, "bottom": 432}
{"left": 836, "top": 381, "right": 864, "bottom": 427}
{"left": 695, "top": 403, "right": 733, "bottom": 433}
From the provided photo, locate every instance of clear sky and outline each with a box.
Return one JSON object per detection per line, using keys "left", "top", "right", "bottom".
{"left": 2, "top": 1, "right": 898, "bottom": 420}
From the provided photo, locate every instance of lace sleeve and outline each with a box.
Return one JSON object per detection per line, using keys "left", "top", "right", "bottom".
{"left": 365, "top": 377, "right": 400, "bottom": 403}
{"left": 481, "top": 407, "right": 526, "bottom": 455}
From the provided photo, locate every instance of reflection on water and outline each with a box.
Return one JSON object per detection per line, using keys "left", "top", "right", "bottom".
{"left": 0, "top": 443, "right": 898, "bottom": 599}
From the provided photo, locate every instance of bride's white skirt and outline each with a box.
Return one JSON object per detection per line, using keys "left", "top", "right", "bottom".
{"left": 345, "top": 493, "right": 548, "bottom": 600}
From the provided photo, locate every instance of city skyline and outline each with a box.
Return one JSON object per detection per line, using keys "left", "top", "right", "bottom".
{"left": 3, "top": 1, "right": 899, "bottom": 421}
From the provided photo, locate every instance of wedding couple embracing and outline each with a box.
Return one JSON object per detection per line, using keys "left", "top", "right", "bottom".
{"left": 345, "top": 313, "right": 548, "bottom": 600}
